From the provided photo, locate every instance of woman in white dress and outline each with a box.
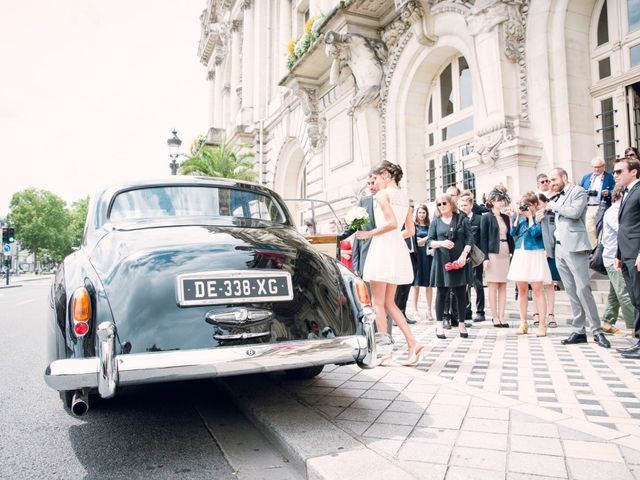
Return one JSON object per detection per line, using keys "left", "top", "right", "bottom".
{"left": 356, "top": 161, "right": 423, "bottom": 366}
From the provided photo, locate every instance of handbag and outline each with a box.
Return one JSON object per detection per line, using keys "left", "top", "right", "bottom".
{"left": 589, "top": 243, "right": 607, "bottom": 275}
{"left": 588, "top": 229, "right": 607, "bottom": 275}
{"left": 469, "top": 244, "right": 486, "bottom": 268}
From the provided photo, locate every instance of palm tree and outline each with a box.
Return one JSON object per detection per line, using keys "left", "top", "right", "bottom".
{"left": 179, "top": 137, "right": 258, "bottom": 181}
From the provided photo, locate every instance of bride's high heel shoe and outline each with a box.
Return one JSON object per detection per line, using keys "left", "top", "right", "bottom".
{"left": 402, "top": 345, "right": 424, "bottom": 367}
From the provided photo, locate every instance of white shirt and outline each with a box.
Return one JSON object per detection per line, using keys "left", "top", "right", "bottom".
{"left": 622, "top": 179, "right": 640, "bottom": 203}
{"left": 588, "top": 173, "right": 603, "bottom": 205}
{"left": 602, "top": 202, "right": 620, "bottom": 267}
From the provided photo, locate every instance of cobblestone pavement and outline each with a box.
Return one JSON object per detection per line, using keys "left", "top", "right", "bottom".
{"left": 278, "top": 320, "right": 640, "bottom": 480}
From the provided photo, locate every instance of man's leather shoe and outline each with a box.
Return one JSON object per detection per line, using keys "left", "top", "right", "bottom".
{"left": 561, "top": 333, "right": 587, "bottom": 345}
{"left": 473, "top": 314, "right": 486, "bottom": 323}
{"left": 616, "top": 341, "right": 640, "bottom": 354}
{"left": 621, "top": 351, "right": 640, "bottom": 359}
{"left": 593, "top": 332, "right": 611, "bottom": 348}
{"left": 443, "top": 318, "right": 451, "bottom": 329}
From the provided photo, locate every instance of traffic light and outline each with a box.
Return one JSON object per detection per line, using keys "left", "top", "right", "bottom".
{"left": 2, "top": 227, "right": 15, "bottom": 244}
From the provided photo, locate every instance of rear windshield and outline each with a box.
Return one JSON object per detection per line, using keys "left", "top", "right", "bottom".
{"left": 109, "top": 186, "right": 287, "bottom": 224}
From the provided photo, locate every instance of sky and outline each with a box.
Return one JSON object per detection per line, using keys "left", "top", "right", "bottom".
{"left": 0, "top": 0, "right": 208, "bottom": 218}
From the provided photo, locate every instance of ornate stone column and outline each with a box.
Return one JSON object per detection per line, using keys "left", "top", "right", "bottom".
{"left": 278, "top": 0, "right": 292, "bottom": 80}
{"left": 230, "top": 19, "right": 242, "bottom": 125}
{"left": 213, "top": 63, "right": 224, "bottom": 127}
{"left": 252, "top": 0, "right": 267, "bottom": 122}
{"left": 240, "top": 0, "right": 254, "bottom": 125}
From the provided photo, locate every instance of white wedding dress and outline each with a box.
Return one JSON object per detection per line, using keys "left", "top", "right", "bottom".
{"left": 362, "top": 187, "right": 414, "bottom": 285}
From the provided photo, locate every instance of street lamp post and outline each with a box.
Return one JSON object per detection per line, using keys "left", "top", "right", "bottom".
{"left": 167, "top": 129, "right": 182, "bottom": 175}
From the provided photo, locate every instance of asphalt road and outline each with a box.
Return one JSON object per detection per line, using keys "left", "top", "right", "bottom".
{"left": 0, "top": 280, "right": 291, "bottom": 480}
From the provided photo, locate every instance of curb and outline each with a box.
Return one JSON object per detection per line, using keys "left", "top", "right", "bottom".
{"left": 218, "top": 373, "right": 415, "bottom": 480}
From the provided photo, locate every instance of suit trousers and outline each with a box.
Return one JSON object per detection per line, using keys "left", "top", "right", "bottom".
{"left": 555, "top": 244, "right": 602, "bottom": 334}
{"left": 394, "top": 252, "right": 419, "bottom": 316}
{"left": 620, "top": 260, "right": 640, "bottom": 337}
{"left": 466, "top": 264, "right": 485, "bottom": 318}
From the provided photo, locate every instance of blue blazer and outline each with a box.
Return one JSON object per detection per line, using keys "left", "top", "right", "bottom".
{"left": 579, "top": 171, "right": 615, "bottom": 206}
{"left": 510, "top": 217, "right": 545, "bottom": 250}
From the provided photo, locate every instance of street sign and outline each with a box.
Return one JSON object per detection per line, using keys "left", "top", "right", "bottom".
{"left": 2, "top": 244, "right": 10, "bottom": 255}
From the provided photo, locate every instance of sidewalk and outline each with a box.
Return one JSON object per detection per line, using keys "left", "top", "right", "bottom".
{"left": 0, "top": 273, "right": 53, "bottom": 288}
{"left": 221, "top": 320, "right": 640, "bottom": 480}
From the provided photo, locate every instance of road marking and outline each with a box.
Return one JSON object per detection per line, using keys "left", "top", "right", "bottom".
{"left": 17, "top": 299, "right": 34, "bottom": 306}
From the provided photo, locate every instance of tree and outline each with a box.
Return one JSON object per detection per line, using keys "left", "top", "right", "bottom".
{"left": 179, "top": 137, "right": 258, "bottom": 181}
{"left": 7, "top": 189, "right": 70, "bottom": 265}
{"left": 68, "top": 196, "right": 89, "bottom": 249}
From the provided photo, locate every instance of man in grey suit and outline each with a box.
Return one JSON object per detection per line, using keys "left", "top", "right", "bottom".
{"left": 352, "top": 175, "right": 378, "bottom": 276}
{"left": 546, "top": 168, "right": 610, "bottom": 348}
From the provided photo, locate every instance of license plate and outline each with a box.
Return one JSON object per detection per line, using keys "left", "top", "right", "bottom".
{"left": 177, "top": 270, "right": 293, "bottom": 306}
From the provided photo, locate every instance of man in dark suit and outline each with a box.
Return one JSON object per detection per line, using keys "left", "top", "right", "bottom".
{"left": 351, "top": 175, "right": 377, "bottom": 276}
{"left": 460, "top": 192, "right": 485, "bottom": 322}
{"left": 394, "top": 199, "right": 418, "bottom": 324}
{"left": 613, "top": 156, "right": 640, "bottom": 358}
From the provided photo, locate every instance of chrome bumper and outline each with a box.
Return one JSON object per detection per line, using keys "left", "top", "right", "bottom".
{"left": 45, "top": 312, "right": 376, "bottom": 398}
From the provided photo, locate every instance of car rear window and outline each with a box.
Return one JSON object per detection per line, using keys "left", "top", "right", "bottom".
{"left": 109, "top": 186, "right": 287, "bottom": 224}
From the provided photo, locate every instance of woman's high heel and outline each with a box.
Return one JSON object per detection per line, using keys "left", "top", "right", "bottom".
{"left": 536, "top": 324, "right": 548, "bottom": 337}
{"left": 402, "top": 345, "right": 424, "bottom": 366}
{"left": 516, "top": 322, "right": 529, "bottom": 335}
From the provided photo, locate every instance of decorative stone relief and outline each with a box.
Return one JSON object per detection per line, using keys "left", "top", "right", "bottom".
{"left": 324, "top": 31, "right": 387, "bottom": 114}
{"left": 472, "top": 121, "right": 515, "bottom": 166}
{"left": 429, "top": 0, "right": 474, "bottom": 15}
{"left": 293, "top": 87, "right": 326, "bottom": 152}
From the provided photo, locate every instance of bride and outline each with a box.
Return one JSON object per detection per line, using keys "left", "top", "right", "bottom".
{"left": 356, "top": 161, "right": 423, "bottom": 366}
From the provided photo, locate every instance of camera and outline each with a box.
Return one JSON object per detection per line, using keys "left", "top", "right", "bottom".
{"left": 519, "top": 204, "right": 530, "bottom": 212}
{"left": 587, "top": 190, "right": 599, "bottom": 197}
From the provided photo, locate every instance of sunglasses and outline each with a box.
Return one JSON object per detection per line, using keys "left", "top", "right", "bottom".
{"left": 437, "top": 202, "right": 448, "bottom": 207}
{"left": 538, "top": 179, "right": 550, "bottom": 184}
{"left": 613, "top": 169, "right": 624, "bottom": 175}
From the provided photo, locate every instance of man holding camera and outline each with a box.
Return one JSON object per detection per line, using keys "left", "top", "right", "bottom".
{"left": 579, "top": 157, "right": 615, "bottom": 248}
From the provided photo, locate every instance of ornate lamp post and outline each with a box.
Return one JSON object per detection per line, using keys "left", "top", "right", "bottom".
{"left": 167, "top": 129, "right": 182, "bottom": 175}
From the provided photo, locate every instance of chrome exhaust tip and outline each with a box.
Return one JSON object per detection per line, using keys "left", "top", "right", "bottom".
{"left": 71, "top": 390, "right": 89, "bottom": 417}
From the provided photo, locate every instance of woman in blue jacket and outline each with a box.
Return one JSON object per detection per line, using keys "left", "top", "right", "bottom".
{"left": 507, "top": 191, "right": 552, "bottom": 336}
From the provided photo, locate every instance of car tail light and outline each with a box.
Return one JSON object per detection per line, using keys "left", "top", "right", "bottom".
{"left": 71, "top": 288, "right": 91, "bottom": 337}
{"left": 354, "top": 278, "right": 371, "bottom": 306}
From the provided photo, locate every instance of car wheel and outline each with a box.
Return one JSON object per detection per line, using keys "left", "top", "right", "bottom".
{"left": 284, "top": 365, "right": 324, "bottom": 379}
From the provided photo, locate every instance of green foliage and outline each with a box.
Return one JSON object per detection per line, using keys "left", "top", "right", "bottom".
{"left": 68, "top": 196, "right": 89, "bottom": 249}
{"left": 179, "top": 138, "right": 258, "bottom": 181}
{"left": 6, "top": 190, "right": 89, "bottom": 264}
{"left": 7, "top": 189, "right": 70, "bottom": 263}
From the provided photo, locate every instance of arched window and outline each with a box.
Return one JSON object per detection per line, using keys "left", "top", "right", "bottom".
{"left": 425, "top": 56, "right": 476, "bottom": 201}
{"left": 591, "top": 0, "right": 640, "bottom": 166}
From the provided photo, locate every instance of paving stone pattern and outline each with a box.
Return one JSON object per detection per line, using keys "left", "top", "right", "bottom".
{"left": 277, "top": 319, "right": 640, "bottom": 480}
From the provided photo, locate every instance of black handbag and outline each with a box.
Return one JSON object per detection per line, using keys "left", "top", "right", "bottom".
{"left": 589, "top": 242, "right": 607, "bottom": 275}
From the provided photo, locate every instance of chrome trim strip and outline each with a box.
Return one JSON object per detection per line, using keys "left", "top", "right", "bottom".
{"left": 97, "top": 322, "right": 117, "bottom": 398}
{"left": 176, "top": 269, "right": 293, "bottom": 307}
{"left": 212, "top": 331, "right": 271, "bottom": 340}
{"left": 44, "top": 323, "right": 367, "bottom": 396}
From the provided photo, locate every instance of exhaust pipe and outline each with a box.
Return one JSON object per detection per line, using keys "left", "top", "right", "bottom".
{"left": 71, "top": 390, "right": 89, "bottom": 417}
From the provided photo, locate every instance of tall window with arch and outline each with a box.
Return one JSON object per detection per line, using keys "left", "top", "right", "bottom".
{"left": 424, "top": 55, "right": 476, "bottom": 202}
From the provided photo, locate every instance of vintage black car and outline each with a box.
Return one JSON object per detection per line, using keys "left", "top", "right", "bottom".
{"left": 44, "top": 177, "right": 375, "bottom": 416}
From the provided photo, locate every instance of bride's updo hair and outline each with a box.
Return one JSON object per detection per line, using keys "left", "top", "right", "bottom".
{"left": 370, "top": 161, "right": 403, "bottom": 184}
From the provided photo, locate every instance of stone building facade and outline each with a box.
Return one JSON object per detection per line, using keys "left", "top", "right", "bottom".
{"left": 198, "top": 0, "right": 640, "bottom": 223}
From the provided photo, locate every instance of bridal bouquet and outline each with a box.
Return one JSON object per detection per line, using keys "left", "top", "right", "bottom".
{"left": 345, "top": 206, "right": 370, "bottom": 231}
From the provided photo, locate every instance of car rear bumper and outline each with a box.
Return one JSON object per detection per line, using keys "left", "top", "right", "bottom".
{"left": 45, "top": 313, "right": 376, "bottom": 398}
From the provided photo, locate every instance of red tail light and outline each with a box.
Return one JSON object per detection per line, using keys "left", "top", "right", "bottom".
{"left": 354, "top": 279, "right": 371, "bottom": 306}
{"left": 71, "top": 288, "right": 91, "bottom": 337}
